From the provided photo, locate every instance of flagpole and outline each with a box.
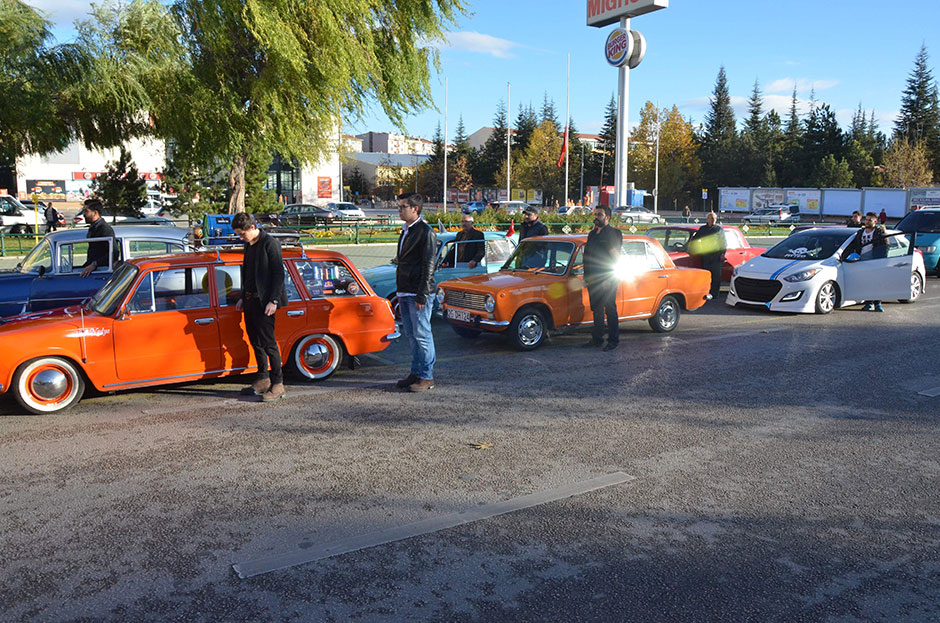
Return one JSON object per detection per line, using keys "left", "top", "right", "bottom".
{"left": 443, "top": 77, "right": 448, "bottom": 212}
{"left": 506, "top": 81, "right": 511, "bottom": 202}
{"left": 564, "top": 53, "right": 570, "bottom": 206}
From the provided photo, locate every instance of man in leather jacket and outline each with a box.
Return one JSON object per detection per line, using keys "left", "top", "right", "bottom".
{"left": 233, "top": 212, "right": 289, "bottom": 402}
{"left": 395, "top": 193, "right": 438, "bottom": 392}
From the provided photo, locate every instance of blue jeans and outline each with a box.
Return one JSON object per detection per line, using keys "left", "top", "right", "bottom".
{"left": 398, "top": 295, "right": 436, "bottom": 380}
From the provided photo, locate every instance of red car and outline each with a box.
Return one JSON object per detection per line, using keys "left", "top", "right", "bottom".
{"left": 645, "top": 225, "right": 765, "bottom": 282}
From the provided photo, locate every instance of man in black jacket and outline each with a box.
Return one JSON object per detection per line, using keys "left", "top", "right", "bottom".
{"left": 233, "top": 212, "right": 289, "bottom": 401}
{"left": 79, "top": 199, "right": 117, "bottom": 277}
{"left": 689, "top": 211, "right": 726, "bottom": 299}
{"left": 395, "top": 193, "right": 437, "bottom": 392}
{"left": 519, "top": 205, "right": 549, "bottom": 241}
{"left": 452, "top": 215, "right": 485, "bottom": 267}
{"left": 583, "top": 206, "right": 623, "bottom": 351}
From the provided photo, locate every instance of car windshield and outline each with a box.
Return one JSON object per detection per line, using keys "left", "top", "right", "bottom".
{"left": 88, "top": 262, "right": 139, "bottom": 316}
{"left": 335, "top": 203, "right": 357, "bottom": 211}
{"left": 897, "top": 210, "right": 940, "bottom": 233}
{"left": 19, "top": 239, "right": 53, "bottom": 273}
{"left": 763, "top": 230, "right": 854, "bottom": 260}
{"left": 501, "top": 240, "right": 575, "bottom": 275}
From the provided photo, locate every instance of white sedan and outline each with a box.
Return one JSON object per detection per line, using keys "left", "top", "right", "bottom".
{"left": 328, "top": 202, "right": 367, "bottom": 220}
{"left": 727, "top": 227, "right": 925, "bottom": 314}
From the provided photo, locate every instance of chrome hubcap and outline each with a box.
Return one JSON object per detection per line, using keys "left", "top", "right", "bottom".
{"left": 519, "top": 315, "right": 543, "bottom": 346}
{"left": 912, "top": 275, "right": 921, "bottom": 299}
{"left": 32, "top": 369, "right": 68, "bottom": 400}
{"left": 303, "top": 342, "right": 330, "bottom": 370}
{"left": 659, "top": 301, "right": 677, "bottom": 329}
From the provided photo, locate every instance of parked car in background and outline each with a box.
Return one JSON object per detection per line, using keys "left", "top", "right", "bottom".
{"left": 280, "top": 203, "right": 337, "bottom": 226}
{"left": 896, "top": 207, "right": 940, "bottom": 276}
{"left": 491, "top": 201, "right": 528, "bottom": 215}
{"left": 461, "top": 201, "right": 490, "bottom": 215}
{"left": 360, "top": 231, "right": 517, "bottom": 317}
{"left": 326, "top": 202, "right": 367, "bottom": 220}
{"left": 727, "top": 227, "right": 924, "bottom": 314}
{"left": 646, "top": 224, "right": 765, "bottom": 282}
{"left": 558, "top": 205, "right": 590, "bottom": 217}
{"left": 1, "top": 195, "right": 50, "bottom": 233}
{"left": 742, "top": 204, "right": 801, "bottom": 225}
{"left": 73, "top": 210, "right": 176, "bottom": 227}
{"left": 16, "top": 200, "right": 67, "bottom": 227}
{"left": 0, "top": 247, "right": 398, "bottom": 414}
{"left": 613, "top": 206, "right": 664, "bottom": 224}
{"left": 0, "top": 226, "right": 191, "bottom": 318}
{"left": 438, "top": 234, "right": 712, "bottom": 350}
{"left": 199, "top": 214, "right": 299, "bottom": 246}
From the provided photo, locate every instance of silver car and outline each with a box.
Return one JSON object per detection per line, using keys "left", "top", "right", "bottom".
{"left": 614, "top": 206, "right": 664, "bottom": 224}
{"left": 743, "top": 204, "right": 801, "bottom": 225}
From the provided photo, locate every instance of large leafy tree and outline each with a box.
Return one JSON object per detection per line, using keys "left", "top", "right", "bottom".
{"left": 515, "top": 120, "right": 563, "bottom": 202}
{"left": 894, "top": 44, "right": 940, "bottom": 178}
{"left": 630, "top": 102, "right": 701, "bottom": 210}
{"left": 699, "top": 66, "right": 738, "bottom": 194}
{"left": 882, "top": 136, "right": 934, "bottom": 188}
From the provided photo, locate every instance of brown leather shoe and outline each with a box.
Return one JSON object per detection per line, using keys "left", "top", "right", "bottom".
{"left": 408, "top": 378, "right": 435, "bottom": 392}
{"left": 262, "top": 382, "right": 286, "bottom": 402}
{"left": 396, "top": 373, "right": 419, "bottom": 389}
{"left": 241, "top": 377, "right": 271, "bottom": 396}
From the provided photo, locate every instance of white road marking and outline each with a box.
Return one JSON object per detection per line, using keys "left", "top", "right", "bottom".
{"left": 232, "top": 471, "right": 636, "bottom": 579}
{"left": 917, "top": 386, "right": 940, "bottom": 397}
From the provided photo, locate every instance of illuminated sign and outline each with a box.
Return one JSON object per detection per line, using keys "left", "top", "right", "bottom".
{"left": 587, "top": 0, "right": 668, "bottom": 28}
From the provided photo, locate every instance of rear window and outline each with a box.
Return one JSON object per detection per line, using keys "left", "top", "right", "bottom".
{"left": 897, "top": 210, "right": 940, "bottom": 233}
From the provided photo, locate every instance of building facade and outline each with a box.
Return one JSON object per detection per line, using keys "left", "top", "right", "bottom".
{"left": 355, "top": 131, "right": 434, "bottom": 156}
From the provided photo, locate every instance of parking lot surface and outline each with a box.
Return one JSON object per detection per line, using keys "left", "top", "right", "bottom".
{"left": 2, "top": 273, "right": 939, "bottom": 621}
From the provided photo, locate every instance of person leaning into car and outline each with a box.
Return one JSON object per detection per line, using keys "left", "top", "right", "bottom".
{"left": 583, "top": 205, "right": 623, "bottom": 352}
{"left": 689, "top": 211, "right": 726, "bottom": 300}
{"left": 232, "top": 212, "right": 289, "bottom": 402}
{"left": 395, "top": 193, "right": 438, "bottom": 392}
{"left": 79, "top": 199, "right": 117, "bottom": 278}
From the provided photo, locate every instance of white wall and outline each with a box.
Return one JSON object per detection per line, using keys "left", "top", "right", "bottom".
{"left": 820, "top": 189, "right": 862, "bottom": 217}
{"left": 862, "top": 188, "right": 907, "bottom": 218}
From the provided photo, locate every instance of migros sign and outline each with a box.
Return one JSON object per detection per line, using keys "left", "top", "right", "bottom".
{"left": 587, "top": 0, "right": 668, "bottom": 28}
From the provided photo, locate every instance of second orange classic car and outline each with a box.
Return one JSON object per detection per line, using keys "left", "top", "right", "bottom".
{"left": 437, "top": 234, "right": 712, "bottom": 350}
{"left": 0, "top": 247, "right": 397, "bottom": 414}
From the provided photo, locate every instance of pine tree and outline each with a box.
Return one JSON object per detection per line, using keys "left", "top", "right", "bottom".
{"left": 597, "top": 94, "right": 618, "bottom": 186}
{"left": 513, "top": 104, "right": 539, "bottom": 155}
{"left": 778, "top": 87, "right": 804, "bottom": 186}
{"left": 91, "top": 148, "right": 148, "bottom": 220}
{"left": 453, "top": 115, "right": 472, "bottom": 159}
{"left": 894, "top": 44, "right": 940, "bottom": 178}
{"left": 475, "top": 101, "right": 509, "bottom": 187}
{"left": 541, "top": 93, "right": 561, "bottom": 134}
{"left": 740, "top": 79, "right": 770, "bottom": 185}
{"left": 700, "top": 66, "right": 739, "bottom": 194}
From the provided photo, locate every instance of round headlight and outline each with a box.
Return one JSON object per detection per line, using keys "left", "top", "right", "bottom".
{"left": 484, "top": 294, "right": 495, "bottom": 312}
{"left": 436, "top": 287, "right": 445, "bottom": 304}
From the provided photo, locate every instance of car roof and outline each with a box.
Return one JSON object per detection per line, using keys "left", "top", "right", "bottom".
{"left": 520, "top": 233, "right": 655, "bottom": 244}
{"left": 126, "top": 246, "right": 343, "bottom": 269}
{"left": 41, "top": 225, "right": 191, "bottom": 242}
{"left": 647, "top": 224, "right": 740, "bottom": 231}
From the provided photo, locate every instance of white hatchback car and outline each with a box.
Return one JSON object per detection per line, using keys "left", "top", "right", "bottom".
{"left": 727, "top": 227, "right": 925, "bottom": 314}
{"left": 327, "top": 202, "right": 366, "bottom": 220}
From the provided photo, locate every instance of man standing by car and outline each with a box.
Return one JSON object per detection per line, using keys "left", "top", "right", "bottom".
{"left": 453, "top": 214, "right": 485, "bottom": 268}
{"left": 79, "top": 199, "right": 117, "bottom": 278}
{"left": 43, "top": 202, "right": 58, "bottom": 233}
{"left": 583, "top": 206, "right": 623, "bottom": 351}
{"left": 395, "top": 193, "right": 437, "bottom": 392}
{"left": 233, "top": 212, "right": 289, "bottom": 402}
{"left": 850, "top": 212, "right": 889, "bottom": 312}
{"left": 689, "top": 211, "right": 726, "bottom": 300}
{"left": 519, "top": 206, "right": 548, "bottom": 241}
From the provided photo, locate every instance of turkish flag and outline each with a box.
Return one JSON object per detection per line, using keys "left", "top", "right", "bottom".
{"left": 506, "top": 220, "right": 515, "bottom": 236}
{"left": 556, "top": 126, "right": 568, "bottom": 168}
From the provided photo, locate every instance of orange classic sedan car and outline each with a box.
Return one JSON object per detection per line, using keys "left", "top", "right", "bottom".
{"left": 0, "top": 247, "right": 398, "bottom": 414}
{"left": 437, "top": 234, "right": 713, "bottom": 350}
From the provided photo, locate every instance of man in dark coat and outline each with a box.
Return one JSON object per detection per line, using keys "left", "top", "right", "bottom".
{"left": 689, "top": 211, "right": 726, "bottom": 299}
{"left": 233, "top": 212, "right": 289, "bottom": 402}
{"left": 395, "top": 192, "right": 438, "bottom": 392}
{"left": 453, "top": 214, "right": 485, "bottom": 267}
{"left": 79, "top": 199, "right": 117, "bottom": 277}
{"left": 43, "top": 202, "right": 58, "bottom": 233}
{"left": 519, "top": 205, "right": 549, "bottom": 241}
{"left": 583, "top": 205, "right": 623, "bottom": 351}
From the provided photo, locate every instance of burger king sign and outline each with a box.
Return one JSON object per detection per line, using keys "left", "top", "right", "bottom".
{"left": 605, "top": 28, "right": 631, "bottom": 67}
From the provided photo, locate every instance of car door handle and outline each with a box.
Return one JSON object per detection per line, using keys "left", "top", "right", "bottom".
{"left": 893, "top": 262, "right": 908, "bottom": 267}
{"left": 194, "top": 317, "right": 215, "bottom": 325}
{"left": 286, "top": 310, "right": 305, "bottom": 317}
{"left": 658, "top": 275, "right": 668, "bottom": 278}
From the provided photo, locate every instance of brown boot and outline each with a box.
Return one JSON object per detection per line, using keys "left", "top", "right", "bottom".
{"left": 408, "top": 378, "right": 435, "bottom": 392}
{"left": 396, "top": 373, "right": 419, "bottom": 389}
{"left": 241, "top": 377, "right": 271, "bottom": 396}
{"left": 262, "top": 383, "right": 286, "bottom": 402}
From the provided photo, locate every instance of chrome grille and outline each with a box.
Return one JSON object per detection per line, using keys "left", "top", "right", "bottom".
{"left": 445, "top": 290, "right": 487, "bottom": 311}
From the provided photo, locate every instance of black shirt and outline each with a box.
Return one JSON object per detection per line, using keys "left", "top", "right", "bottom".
{"left": 243, "top": 240, "right": 259, "bottom": 296}
{"left": 84, "top": 217, "right": 116, "bottom": 269}
{"left": 519, "top": 219, "right": 549, "bottom": 241}
{"left": 689, "top": 224, "right": 726, "bottom": 256}
{"left": 584, "top": 224, "right": 623, "bottom": 280}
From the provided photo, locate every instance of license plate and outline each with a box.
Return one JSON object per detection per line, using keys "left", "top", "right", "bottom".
{"left": 446, "top": 308, "right": 472, "bottom": 322}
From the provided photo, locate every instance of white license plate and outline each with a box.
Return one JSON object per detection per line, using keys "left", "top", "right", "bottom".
{"left": 446, "top": 308, "right": 472, "bottom": 322}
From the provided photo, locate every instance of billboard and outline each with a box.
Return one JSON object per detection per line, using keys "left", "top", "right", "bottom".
{"left": 317, "top": 176, "right": 332, "bottom": 199}
{"left": 909, "top": 188, "right": 940, "bottom": 210}
{"left": 862, "top": 188, "right": 907, "bottom": 218}
{"left": 785, "top": 189, "right": 821, "bottom": 216}
{"left": 25, "top": 179, "right": 66, "bottom": 202}
{"left": 750, "top": 188, "right": 785, "bottom": 210}
{"left": 820, "top": 189, "right": 862, "bottom": 217}
{"left": 719, "top": 188, "right": 749, "bottom": 213}
{"left": 587, "top": 0, "right": 668, "bottom": 27}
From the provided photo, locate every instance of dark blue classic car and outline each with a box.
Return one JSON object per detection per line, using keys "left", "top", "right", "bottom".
{"left": 0, "top": 226, "right": 191, "bottom": 317}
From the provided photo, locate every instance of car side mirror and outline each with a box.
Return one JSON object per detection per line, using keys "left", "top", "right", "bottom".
{"left": 37, "top": 265, "right": 46, "bottom": 277}
{"left": 572, "top": 265, "right": 584, "bottom": 277}
{"left": 844, "top": 252, "right": 861, "bottom": 263}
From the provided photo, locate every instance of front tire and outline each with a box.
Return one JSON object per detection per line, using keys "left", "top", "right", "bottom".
{"left": 814, "top": 281, "right": 838, "bottom": 314}
{"left": 290, "top": 334, "right": 344, "bottom": 380}
{"left": 508, "top": 306, "right": 547, "bottom": 350}
{"left": 13, "top": 357, "right": 85, "bottom": 414}
{"left": 648, "top": 295, "right": 680, "bottom": 333}
{"left": 900, "top": 271, "right": 923, "bottom": 303}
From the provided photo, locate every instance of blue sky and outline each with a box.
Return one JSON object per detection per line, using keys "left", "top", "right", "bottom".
{"left": 31, "top": 0, "right": 940, "bottom": 141}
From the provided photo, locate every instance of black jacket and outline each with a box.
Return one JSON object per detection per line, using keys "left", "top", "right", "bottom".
{"left": 396, "top": 219, "right": 437, "bottom": 305}
{"left": 83, "top": 217, "right": 117, "bottom": 269}
{"left": 689, "top": 224, "right": 727, "bottom": 257}
{"left": 584, "top": 224, "right": 623, "bottom": 283}
{"left": 455, "top": 228, "right": 485, "bottom": 264}
{"left": 240, "top": 230, "right": 288, "bottom": 307}
{"left": 519, "top": 219, "right": 549, "bottom": 241}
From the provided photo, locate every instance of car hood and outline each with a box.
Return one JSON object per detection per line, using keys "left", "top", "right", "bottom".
{"left": 360, "top": 264, "right": 397, "bottom": 286}
{"left": 442, "top": 269, "right": 568, "bottom": 293}
{"left": 0, "top": 304, "right": 87, "bottom": 333}
{"left": 736, "top": 254, "right": 824, "bottom": 279}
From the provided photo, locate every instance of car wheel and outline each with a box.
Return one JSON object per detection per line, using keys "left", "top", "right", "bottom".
{"left": 900, "top": 271, "right": 923, "bottom": 304}
{"left": 290, "top": 334, "right": 344, "bottom": 380}
{"left": 743, "top": 219, "right": 751, "bottom": 225}
{"left": 814, "top": 281, "right": 838, "bottom": 314}
{"left": 452, "top": 325, "right": 481, "bottom": 338}
{"left": 10, "top": 224, "right": 26, "bottom": 234}
{"left": 508, "top": 306, "right": 547, "bottom": 350}
{"left": 12, "top": 357, "right": 85, "bottom": 414}
{"left": 648, "top": 295, "right": 680, "bottom": 333}
{"left": 626, "top": 216, "right": 634, "bottom": 225}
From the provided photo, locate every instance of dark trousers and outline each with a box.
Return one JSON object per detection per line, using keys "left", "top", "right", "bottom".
{"left": 45, "top": 221, "right": 57, "bottom": 234}
{"left": 701, "top": 254, "right": 724, "bottom": 298}
{"left": 588, "top": 281, "right": 619, "bottom": 345}
{"left": 245, "top": 297, "right": 283, "bottom": 384}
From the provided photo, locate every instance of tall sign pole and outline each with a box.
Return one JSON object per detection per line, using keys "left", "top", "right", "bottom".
{"left": 564, "top": 54, "right": 570, "bottom": 206}
{"left": 506, "top": 81, "right": 511, "bottom": 202}
{"left": 443, "top": 77, "right": 448, "bottom": 211}
{"left": 589, "top": 0, "right": 666, "bottom": 209}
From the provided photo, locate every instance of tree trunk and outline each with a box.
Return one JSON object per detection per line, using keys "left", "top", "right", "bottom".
{"left": 228, "top": 153, "right": 248, "bottom": 214}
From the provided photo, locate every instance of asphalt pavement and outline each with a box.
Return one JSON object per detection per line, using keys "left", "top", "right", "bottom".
{"left": 2, "top": 277, "right": 939, "bottom": 621}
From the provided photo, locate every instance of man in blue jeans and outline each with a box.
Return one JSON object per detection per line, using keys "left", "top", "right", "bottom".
{"left": 395, "top": 193, "right": 438, "bottom": 392}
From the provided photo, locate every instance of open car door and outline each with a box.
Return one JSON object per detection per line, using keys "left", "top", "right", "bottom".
{"left": 841, "top": 232, "right": 914, "bottom": 302}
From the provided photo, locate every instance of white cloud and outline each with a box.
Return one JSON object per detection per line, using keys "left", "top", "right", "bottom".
{"left": 27, "top": 0, "right": 94, "bottom": 27}
{"left": 440, "top": 31, "right": 522, "bottom": 59}
{"left": 765, "top": 78, "right": 839, "bottom": 94}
